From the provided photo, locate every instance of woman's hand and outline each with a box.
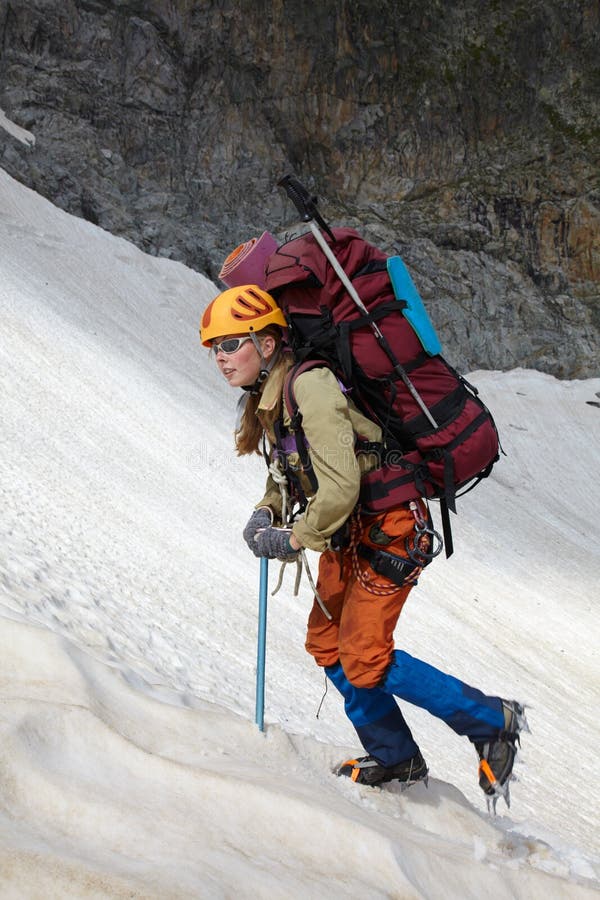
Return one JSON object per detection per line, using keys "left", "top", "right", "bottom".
{"left": 254, "top": 526, "right": 300, "bottom": 562}
{"left": 242, "top": 507, "right": 273, "bottom": 557}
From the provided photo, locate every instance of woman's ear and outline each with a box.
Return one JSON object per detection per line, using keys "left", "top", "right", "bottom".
{"left": 260, "top": 334, "right": 277, "bottom": 359}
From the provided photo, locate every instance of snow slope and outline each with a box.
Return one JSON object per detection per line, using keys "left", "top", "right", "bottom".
{"left": 1, "top": 166, "right": 599, "bottom": 898}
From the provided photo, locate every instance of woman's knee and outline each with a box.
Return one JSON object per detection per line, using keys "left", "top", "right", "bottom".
{"left": 305, "top": 638, "right": 339, "bottom": 670}
{"left": 339, "top": 650, "right": 390, "bottom": 689}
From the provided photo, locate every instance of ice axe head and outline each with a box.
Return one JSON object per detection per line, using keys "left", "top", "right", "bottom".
{"left": 277, "top": 175, "right": 336, "bottom": 242}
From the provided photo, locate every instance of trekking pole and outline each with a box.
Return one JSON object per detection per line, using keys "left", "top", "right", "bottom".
{"left": 255, "top": 557, "right": 269, "bottom": 732}
{"left": 277, "top": 175, "right": 438, "bottom": 429}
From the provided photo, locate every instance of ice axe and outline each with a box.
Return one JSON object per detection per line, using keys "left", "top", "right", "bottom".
{"left": 276, "top": 175, "right": 438, "bottom": 429}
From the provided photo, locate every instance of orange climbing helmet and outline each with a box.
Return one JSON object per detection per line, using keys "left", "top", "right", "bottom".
{"left": 200, "top": 285, "right": 287, "bottom": 346}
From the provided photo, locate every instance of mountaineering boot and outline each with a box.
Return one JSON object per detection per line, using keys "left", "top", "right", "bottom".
{"left": 475, "top": 700, "right": 529, "bottom": 812}
{"left": 337, "top": 750, "right": 428, "bottom": 787}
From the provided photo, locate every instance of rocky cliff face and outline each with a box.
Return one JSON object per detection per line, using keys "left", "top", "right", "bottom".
{"left": 1, "top": 0, "right": 598, "bottom": 376}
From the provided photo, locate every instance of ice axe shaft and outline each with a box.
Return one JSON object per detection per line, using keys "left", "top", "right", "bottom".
{"left": 255, "top": 557, "right": 269, "bottom": 732}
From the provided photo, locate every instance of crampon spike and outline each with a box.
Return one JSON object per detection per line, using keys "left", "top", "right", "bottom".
{"left": 479, "top": 758, "right": 512, "bottom": 813}
{"left": 486, "top": 778, "right": 511, "bottom": 814}
{"left": 515, "top": 704, "right": 531, "bottom": 734}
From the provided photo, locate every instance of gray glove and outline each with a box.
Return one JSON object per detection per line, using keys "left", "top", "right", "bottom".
{"left": 254, "top": 526, "right": 299, "bottom": 562}
{"left": 243, "top": 507, "right": 273, "bottom": 557}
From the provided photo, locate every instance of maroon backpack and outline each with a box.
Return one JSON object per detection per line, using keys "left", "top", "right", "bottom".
{"left": 265, "top": 227, "right": 500, "bottom": 556}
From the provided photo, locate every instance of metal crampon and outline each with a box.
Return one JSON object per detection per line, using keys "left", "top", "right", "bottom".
{"left": 477, "top": 701, "right": 530, "bottom": 814}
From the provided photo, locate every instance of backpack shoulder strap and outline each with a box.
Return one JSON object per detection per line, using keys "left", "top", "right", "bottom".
{"left": 283, "top": 358, "right": 331, "bottom": 425}
{"left": 280, "top": 359, "right": 331, "bottom": 496}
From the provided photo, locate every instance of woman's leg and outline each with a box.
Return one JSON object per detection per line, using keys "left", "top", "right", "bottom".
{"left": 337, "top": 507, "right": 505, "bottom": 743}
{"left": 325, "top": 660, "right": 419, "bottom": 766}
{"left": 380, "top": 651, "right": 504, "bottom": 741}
{"left": 305, "top": 546, "right": 419, "bottom": 766}
{"left": 308, "top": 508, "right": 522, "bottom": 796}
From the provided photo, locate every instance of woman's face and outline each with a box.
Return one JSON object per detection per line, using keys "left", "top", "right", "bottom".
{"left": 213, "top": 333, "right": 275, "bottom": 388}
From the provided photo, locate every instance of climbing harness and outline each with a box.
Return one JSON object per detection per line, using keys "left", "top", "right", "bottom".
{"left": 348, "top": 503, "right": 442, "bottom": 596}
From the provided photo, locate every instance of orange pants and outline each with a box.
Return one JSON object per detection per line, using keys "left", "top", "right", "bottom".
{"left": 305, "top": 506, "right": 422, "bottom": 688}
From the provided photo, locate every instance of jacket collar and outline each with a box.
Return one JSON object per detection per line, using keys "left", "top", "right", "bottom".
{"left": 257, "top": 352, "right": 293, "bottom": 412}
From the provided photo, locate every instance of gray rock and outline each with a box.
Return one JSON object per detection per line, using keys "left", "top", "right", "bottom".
{"left": 0, "top": 0, "right": 598, "bottom": 376}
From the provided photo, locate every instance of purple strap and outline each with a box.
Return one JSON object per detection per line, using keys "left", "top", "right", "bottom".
{"left": 272, "top": 433, "right": 299, "bottom": 458}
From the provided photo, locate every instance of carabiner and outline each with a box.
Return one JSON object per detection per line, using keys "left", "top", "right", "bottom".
{"left": 406, "top": 501, "right": 444, "bottom": 565}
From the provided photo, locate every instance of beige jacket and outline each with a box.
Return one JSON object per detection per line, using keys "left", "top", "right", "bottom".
{"left": 255, "top": 365, "right": 381, "bottom": 552}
